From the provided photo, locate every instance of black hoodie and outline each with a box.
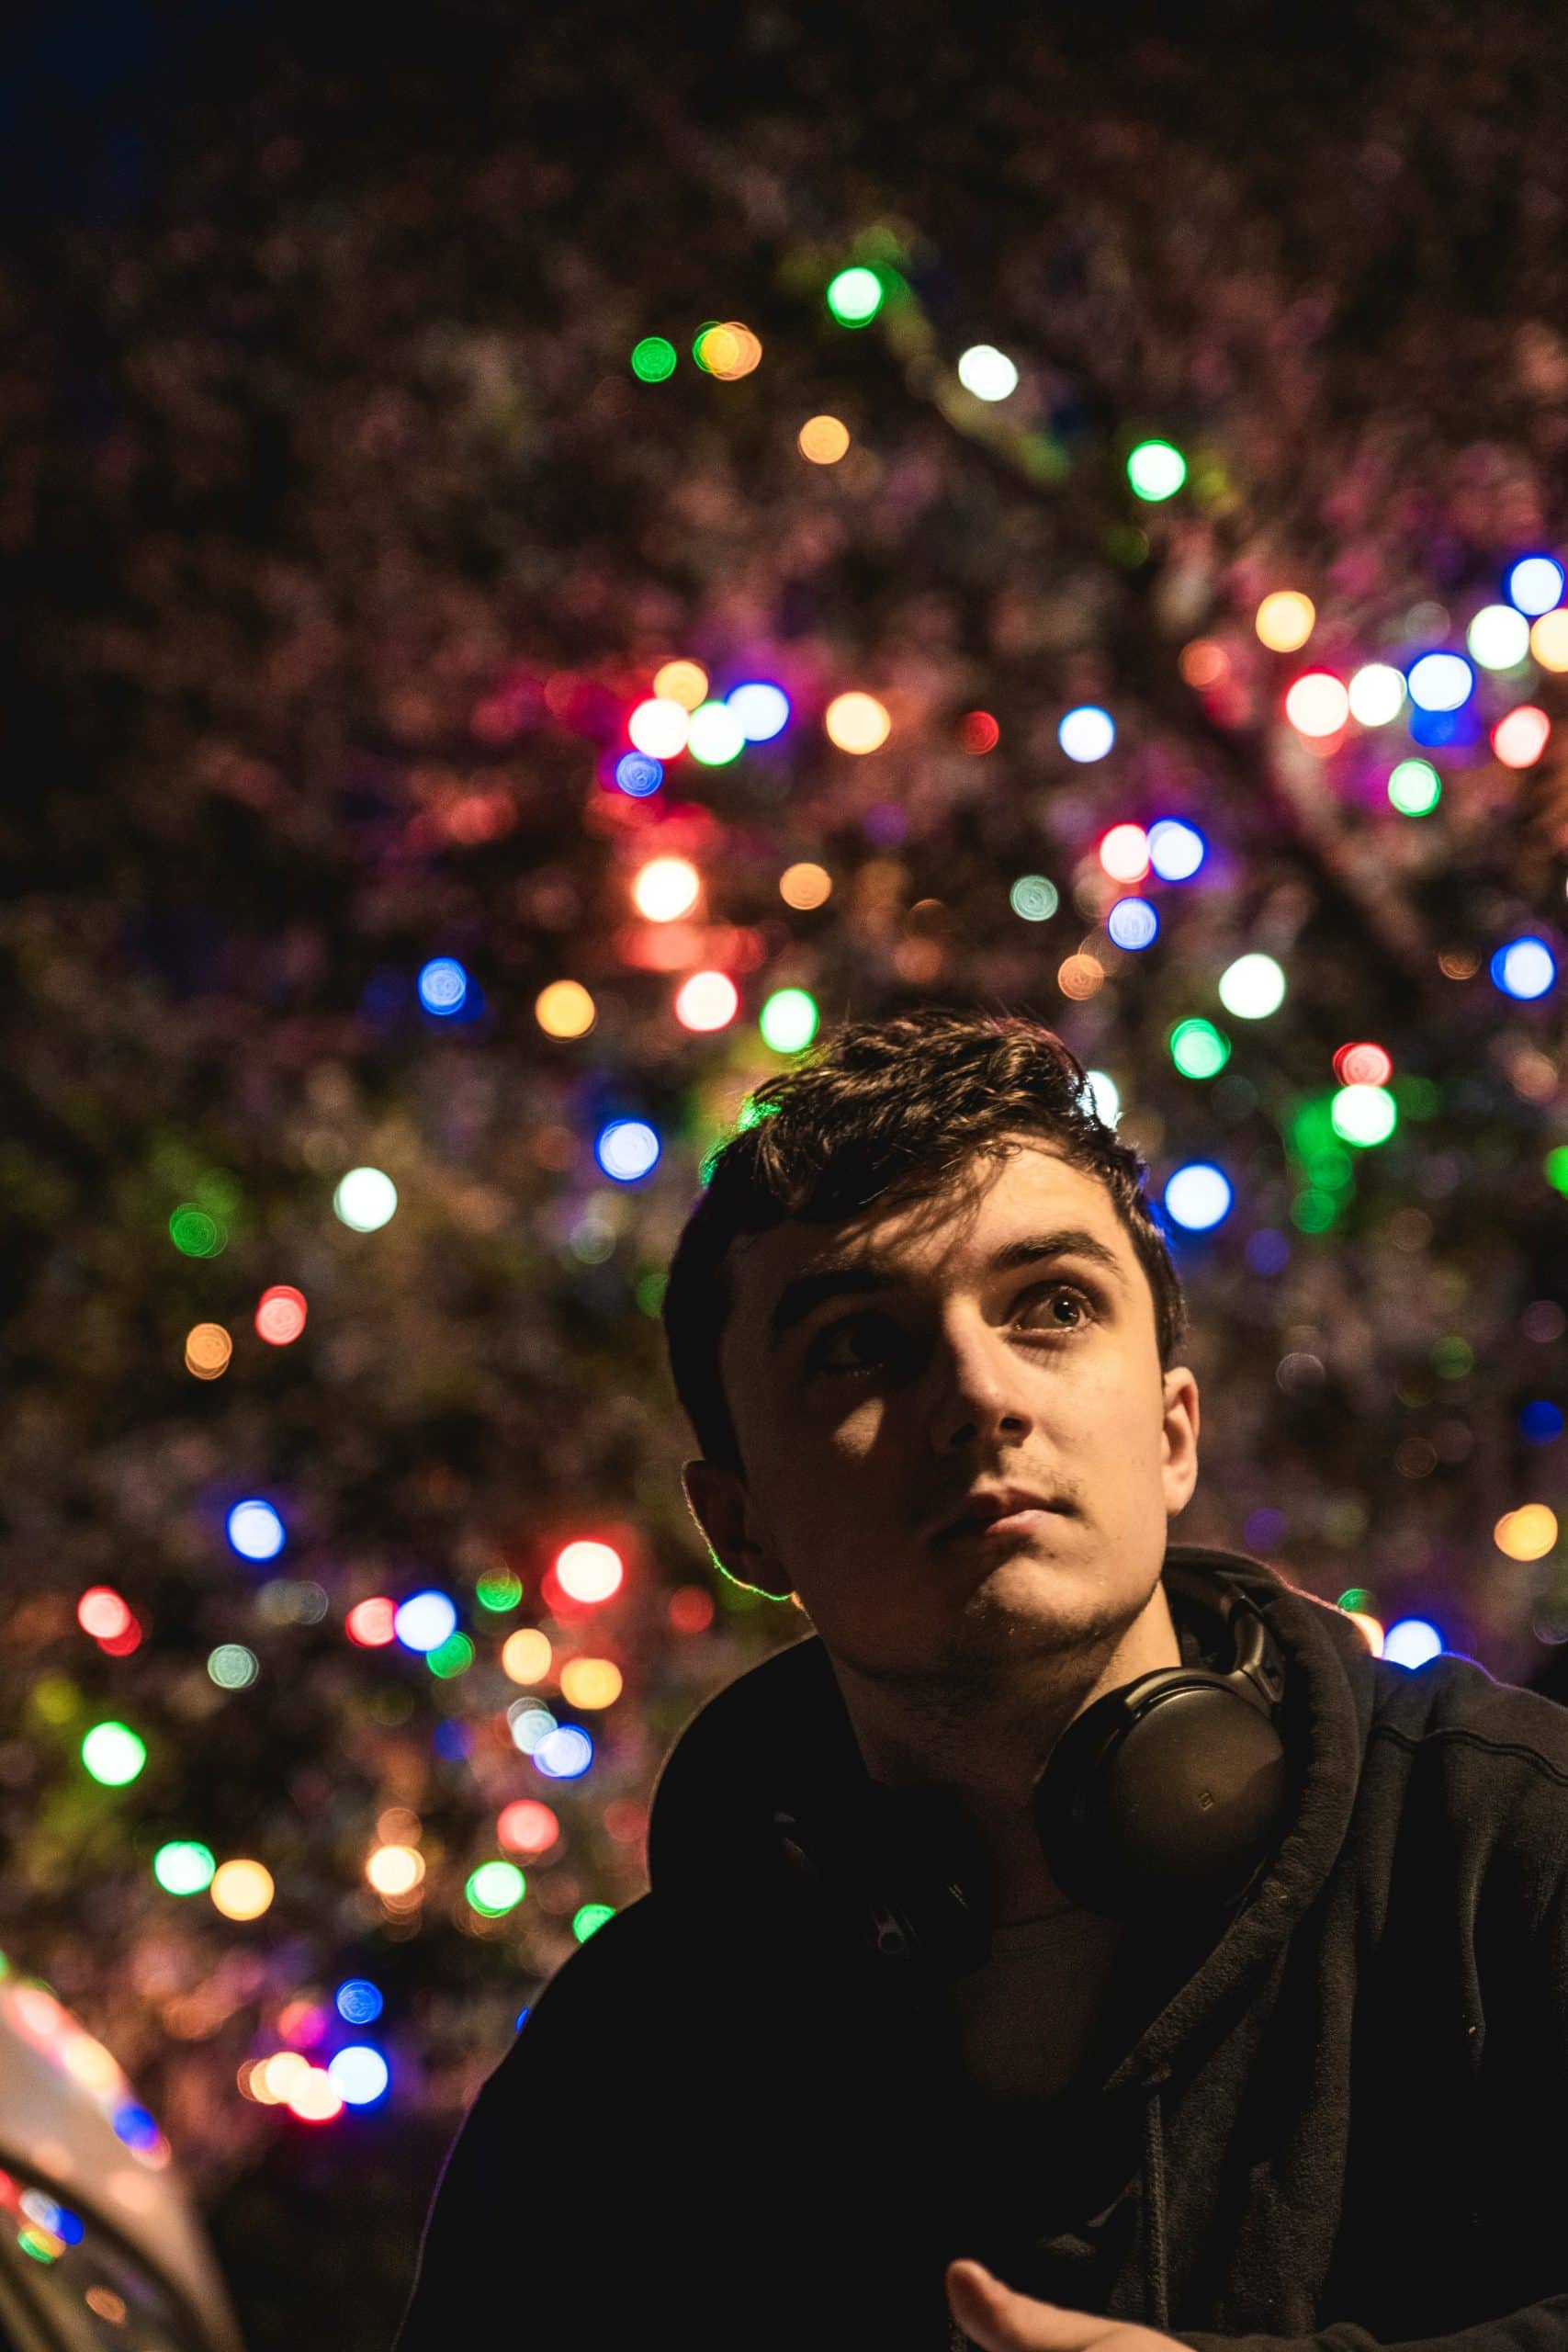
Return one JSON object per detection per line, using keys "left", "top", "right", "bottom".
{"left": 393, "top": 1542, "right": 1568, "bottom": 2352}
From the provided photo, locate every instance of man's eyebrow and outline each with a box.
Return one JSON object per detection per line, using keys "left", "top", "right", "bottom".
{"left": 766, "top": 1227, "right": 1130, "bottom": 1349}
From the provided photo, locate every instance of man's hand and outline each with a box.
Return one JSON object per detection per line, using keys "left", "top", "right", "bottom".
{"left": 946, "top": 2259, "right": 1190, "bottom": 2352}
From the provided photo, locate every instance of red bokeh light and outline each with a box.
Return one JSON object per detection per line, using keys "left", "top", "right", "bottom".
{"left": 497, "top": 1800, "right": 558, "bottom": 1856}
{"left": 959, "top": 710, "right": 999, "bottom": 753}
{"left": 1333, "top": 1041, "right": 1393, "bottom": 1089}
{"left": 1492, "top": 706, "right": 1551, "bottom": 769}
{"left": 77, "top": 1587, "right": 131, "bottom": 1641}
{"left": 345, "top": 1597, "right": 397, "bottom": 1647}
{"left": 668, "top": 1586, "right": 716, "bottom": 1634}
{"left": 255, "top": 1285, "right": 309, "bottom": 1346}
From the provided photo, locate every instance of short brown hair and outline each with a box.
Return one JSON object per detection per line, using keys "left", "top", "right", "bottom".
{"left": 661, "top": 1005, "right": 1189, "bottom": 1476}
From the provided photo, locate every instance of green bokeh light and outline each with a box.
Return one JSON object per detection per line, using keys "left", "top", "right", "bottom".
{"left": 1009, "top": 876, "right": 1058, "bottom": 922}
{"left": 1169, "top": 1018, "right": 1231, "bottom": 1080}
{"left": 573, "top": 1903, "right": 615, "bottom": 1942}
{"left": 826, "top": 266, "right": 884, "bottom": 325}
{"left": 630, "top": 335, "right": 677, "bottom": 383}
{"left": 1329, "top": 1085, "right": 1399, "bottom": 1148}
{"left": 1126, "top": 439, "right": 1188, "bottom": 501}
{"left": 82, "top": 1722, "right": 147, "bottom": 1787}
{"left": 1388, "top": 758, "right": 1441, "bottom": 816}
{"left": 169, "top": 1204, "right": 224, "bottom": 1258}
{"left": 427, "top": 1633, "right": 474, "bottom": 1679}
{"left": 153, "top": 1841, "right": 216, "bottom": 1896}
{"left": 475, "top": 1571, "right": 522, "bottom": 1612}
{"left": 759, "top": 989, "right": 819, "bottom": 1055}
{"left": 467, "top": 1861, "right": 525, "bottom": 1916}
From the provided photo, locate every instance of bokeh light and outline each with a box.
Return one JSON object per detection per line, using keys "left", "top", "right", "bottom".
{"left": 1255, "top": 592, "right": 1315, "bottom": 651}
{"left": 554, "top": 1540, "right": 625, "bottom": 1602}
{"left": 77, "top": 1588, "right": 131, "bottom": 1641}
{"left": 366, "top": 1845, "right": 423, "bottom": 1897}
{"left": 1388, "top": 758, "right": 1441, "bottom": 815}
{"left": 632, "top": 856, "right": 700, "bottom": 921}
{"left": 778, "top": 862, "right": 831, "bottom": 910}
{"left": 825, "top": 266, "right": 883, "bottom": 325}
{"left": 626, "top": 697, "right": 691, "bottom": 758}
{"left": 1491, "top": 937, "right": 1556, "bottom": 1001}
{"left": 417, "top": 957, "right": 469, "bottom": 1016}
{"left": 956, "top": 345, "right": 1019, "bottom": 401}
{"left": 466, "top": 1860, "right": 525, "bottom": 1916}
{"left": 1492, "top": 707, "right": 1551, "bottom": 767}
{"left": 254, "top": 1285, "right": 308, "bottom": 1345}
{"left": 1406, "top": 652, "right": 1473, "bottom": 712}
{"left": 558, "top": 1657, "right": 623, "bottom": 1708}
{"left": 1099, "top": 823, "right": 1149, "bottom": 882}
{"left": 329, "top": 2046, "right": 389, "bottom": 2106}
{"left": 535, "top": 981, "right": 596, "bottom": 1038}
{"left": 394, "top": 1591, "right": 457, "bottom": 1653}
{"left": 1146, "top": 819, "right": 1205, "bottom": 880}
{"left": 1348, "top": 664, "right": 1407, "bottom": 726}
{"left": 501, "top": 1628, "right": 552, "bottom": 1684}
{"left": 211, "top": 1860, "right": 275, "bottom": 1920}
{"left": 1126, "top": 440, "right": 1187, "bottom": 500}
{"left": 727, "top": 682, "right": 791, "bottom": 741}
{"left": 652, "top": 661, "right": 708, "bottom": 709}
{"left": 824, "top": 693, "right": 890, "bottom": 752}
{"left": 686, "top": 700, "right": 746, "bottom": 764}
{"left": 227, "top": 1500, "right": 286, "bottom": 1562}
{"left": 498, "top": 1800, "right": 558, "bottom": 1854}
{"left": 629, "top": 336, "right": 677, "bottom": 382}
{"left": 154, "top": 1842, "right": 216, "bottom": 1896}
{"left": 184, "top": 1323, "right": 232, "bottom": 1379}
{"left": 333, "top": 1169, "right": 398, "bottom": 1232}
{"left": 81, "top": 1723, "right": 146, "bottom": 1787}
{"left": 1467, "top": 605, "right": 1531, "bottom": 669}
{"left": 1218, "top": 953, "right": 1287, "bottom": 1019}
{"left": 759, "top": 988, "right": 819, "bottom": 1053}
{"left": 1164, "top": 1163, "right": 1234, "bottom": 1230}
{"left": 534, "top": 1725, "right": 594, "bottom": 1779}
{"left": 674, "top": 971, "right": 739, "bottom": 1032}
{"left": 1506, "top": 555, "right": 1565, "bottom": 616}
{"left": 594, "top": 1120, "right": 660, "bottom": 1182}
{"left": 1059, "top": 707, "right": 1115, "bottom": 763}
{"left": 798, "top": 414, "right": 850, "bottom": 463}
{"left": 1529, "top": 610, "right": 1568, "bottom": 670}
{"left": 345, "top": 1598, "right": 397, "bottom": 1647}
{"left": 1284, "top": 672, "right": 1349, "bottom": 736}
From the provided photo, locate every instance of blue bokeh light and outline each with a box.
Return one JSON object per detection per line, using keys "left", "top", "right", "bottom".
{"left": 1506, "top": 555, "right": 1565, "bottom": 617}
{"left": 329, "top": 2045, "right": 390, "bottom": 2106}
{"left": 393, "top": 1590, "right": 458, "bottom": 1654}
{"left": 1490, "top": 936, "right": 1557, "bottom": 1001}
{"left": 727, "top": 682, "right": 791, "bottom": 741}
{"left": 227, "top": 1499, "right": 286, "bottom": 1562}
{"left": 595, "top": 1119, "right": 660, "bottom": 1182}
{"left": 1058, "top": 706, "right": 1116, "bottom": 763}
{"left": 533, "top": 1724, "right": 594, "bottom": 1780}
{"left": 1107, "top": 898, "right": 1159, "bottom": 951}
{"left": 335, "top": 1979, "right": 384, "bottom": 2025}
{"left": 1147, "top": 819, "right": 1206, "bottom": 881}
{"left": 1382, "top": 1618, "right": 1444, "bottom": 1668}
{"left": 110, "top": 2104, "right": 160, "bottom": 2154}
{"left": 1405, "top": 653, "right": 1473, "bottom": 713}
{"left": 1163, "top": 1162, "right": 1234, "bottom": 1232}
{"left": 615, "top": 752, "right": 663, "bottom": 797}
{"left": 417, "top": 957, "right": 470, "bottom": 1016}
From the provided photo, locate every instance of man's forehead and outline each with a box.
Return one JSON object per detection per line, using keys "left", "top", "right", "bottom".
{"left": 727, "top": 1142, "right": 1124, "bottom": 1327}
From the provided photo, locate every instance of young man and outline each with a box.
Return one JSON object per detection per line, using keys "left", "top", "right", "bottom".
{"left": 395, "top": 1007, "right": 1568, "bottom": 2352}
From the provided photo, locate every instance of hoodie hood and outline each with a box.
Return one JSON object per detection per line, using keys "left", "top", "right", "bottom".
{"left": 646, "top": 1540, "right": 1380, "bottom": 2334}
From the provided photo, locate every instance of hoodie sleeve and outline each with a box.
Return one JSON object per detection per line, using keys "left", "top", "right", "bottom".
{"left": 1168, "top": 2303, "right": 1568, "bottom": 2352}
{"left": 391, "top": 1901, "right": 660, "bottom": 2349}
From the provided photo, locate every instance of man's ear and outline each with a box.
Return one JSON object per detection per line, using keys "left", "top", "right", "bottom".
{"left": 681, "top": 1457, "right": 793, "bottom": 1600}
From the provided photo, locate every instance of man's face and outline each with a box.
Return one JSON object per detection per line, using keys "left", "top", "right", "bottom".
{"left": 682, "top": 1139, "right": 1200, "bottom": 1733}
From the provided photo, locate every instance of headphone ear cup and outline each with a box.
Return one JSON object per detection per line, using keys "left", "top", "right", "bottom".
{"left": 1033, "top": 1674, "right": 1290, "bottom": 1918}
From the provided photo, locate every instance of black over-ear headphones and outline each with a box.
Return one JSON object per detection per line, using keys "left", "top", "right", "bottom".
{"left": 770, "top": 1559, "right": 1291, "bottom": 1984}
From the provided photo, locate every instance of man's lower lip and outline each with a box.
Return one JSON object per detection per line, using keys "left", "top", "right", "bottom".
{"left": 942, "top": 1508, "right": 1055, "bottom": 1540}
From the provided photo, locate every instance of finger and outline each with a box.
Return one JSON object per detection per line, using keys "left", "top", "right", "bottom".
{"left": 945, "top": 2261, "right": 1105, "bottom": 2352}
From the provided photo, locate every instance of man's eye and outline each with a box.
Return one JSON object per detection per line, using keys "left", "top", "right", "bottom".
{"left": 807, "top": 1283, "right": 1095, "bottom": 1374}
